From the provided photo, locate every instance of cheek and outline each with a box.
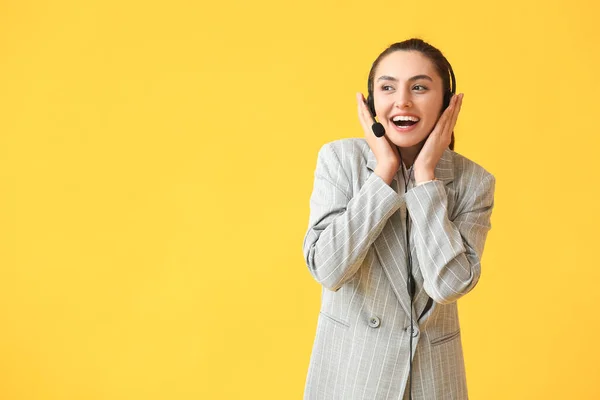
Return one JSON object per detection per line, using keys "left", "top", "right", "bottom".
{"left": 424, "top": 100, "right": 445, "bottom": 123}
{"left": 374, "top": 97, "right": 393, "bottom": 117}
{"left": 375, "top": 100, "right": 386, "bottom": 117}
{"left": 421, "top": 119, "right": 438, "bottom": 135}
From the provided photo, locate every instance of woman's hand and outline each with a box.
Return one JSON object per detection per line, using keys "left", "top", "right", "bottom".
{"left": 413, "top": 93, "right": 464, "bottom": 183}
{"left": 356, "top": 92, "right": 400, "bottom": 185}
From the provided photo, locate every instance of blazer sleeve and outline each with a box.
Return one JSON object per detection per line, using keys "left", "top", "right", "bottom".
{"left": 405, "top": 173, "right": 496, "bottom": 304}
{"left": 303, "top": 143, "right": 403, "bottom": 291}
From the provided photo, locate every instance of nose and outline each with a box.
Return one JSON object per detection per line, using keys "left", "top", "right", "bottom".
{"left": 394, "top": 88, "right": 413, "bottom": 108}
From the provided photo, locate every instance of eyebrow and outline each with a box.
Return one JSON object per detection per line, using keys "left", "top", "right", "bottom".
{"left": 376, "top": 74, "right": 433, "bottom": 83}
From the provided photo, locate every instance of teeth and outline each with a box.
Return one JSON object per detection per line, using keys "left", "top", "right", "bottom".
{"left": 392, "top": 115, "right": 420, "bottom": 122}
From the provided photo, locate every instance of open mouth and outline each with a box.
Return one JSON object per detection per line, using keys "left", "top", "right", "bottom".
{"left": 391, "top": 115, "right": 420, "bottom": 129}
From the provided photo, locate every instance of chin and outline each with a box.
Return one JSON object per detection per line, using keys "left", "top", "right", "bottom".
{"left": 384, "top": 121, "right": 431, "bottom": 148}
{"left": 386, "top": 132, "right": 427, "bottom": 149}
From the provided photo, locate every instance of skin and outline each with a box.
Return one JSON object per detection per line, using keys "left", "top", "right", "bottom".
{"left": 356, "top": 50, "right": 464, "bottom": 185}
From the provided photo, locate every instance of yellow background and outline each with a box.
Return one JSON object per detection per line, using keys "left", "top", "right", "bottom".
{"left": 1, "top": 0, "right": 599, "bottom": 399}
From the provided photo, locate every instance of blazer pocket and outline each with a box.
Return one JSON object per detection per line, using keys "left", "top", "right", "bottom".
{"left": 319, "top": 311, "right": 350, "bottom": 328}
{"left": 430, "top": 329, "right": 461, "bottom": 346}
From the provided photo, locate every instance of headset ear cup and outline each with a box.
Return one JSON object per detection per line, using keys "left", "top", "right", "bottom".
{"left": 443, "top": 90, "right": 453, "bottom": 111}
{"left": 367, "top": 95, "right": 376, "bottom": 117}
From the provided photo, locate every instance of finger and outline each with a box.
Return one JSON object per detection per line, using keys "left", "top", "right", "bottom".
{"left": 442, "top": 94, "right": 461, "bottom": 133}
{"left": 357, "top": 93, "right": 368, "bottom": 127}
{"left": 447, "top": 94, "right": 463, "bottom": 136}
{"left": 357, "top": 94, "right": 374, "bottom": 135}
{"left": 433, "top": 97, "right": 455, "bottom": 136}
{"left": 359, "top": 95, "right": 375, "bottom": 126}
{"left": 357, "top": 93, "right": 377, "bottom": 134}
{"left": 356, "top": 93, "right": 367, "bottom": 121}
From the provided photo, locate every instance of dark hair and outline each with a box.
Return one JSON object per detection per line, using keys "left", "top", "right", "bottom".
{"left": 367, "top": 38, "right": 456, "bottom": 150}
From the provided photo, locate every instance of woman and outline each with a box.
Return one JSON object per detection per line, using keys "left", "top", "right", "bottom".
{"left": 302, "top": 38, "right": 496, "bottom": 400}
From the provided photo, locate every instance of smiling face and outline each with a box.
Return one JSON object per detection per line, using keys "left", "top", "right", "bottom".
{"left": 372, "top": 50, "right": 445, "bottom": 151}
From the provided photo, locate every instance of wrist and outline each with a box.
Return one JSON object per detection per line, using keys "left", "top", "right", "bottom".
{"left": 414, "top": 169, "right": 435, "bottom": 184}
{"left": 374, "top": 165, "right": 396, "bottom": 185}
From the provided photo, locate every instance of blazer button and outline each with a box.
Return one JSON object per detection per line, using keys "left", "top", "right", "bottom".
{"left": 368, "top": 316, "right": 381, "bottom": 328}
{"left": 406, "top": 325, "right": 419, "bottom": 337}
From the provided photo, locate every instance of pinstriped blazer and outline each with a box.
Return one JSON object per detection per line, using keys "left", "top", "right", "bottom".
{"left": 302, "top": 138, "right": 495, "bottom": 400}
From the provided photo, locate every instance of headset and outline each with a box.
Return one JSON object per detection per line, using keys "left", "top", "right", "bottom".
{"left": 365, "top": 60, "right": 456, "bottom": 400}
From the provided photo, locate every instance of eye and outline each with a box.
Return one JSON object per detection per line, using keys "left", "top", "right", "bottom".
{"left": 381, "top": 85, "right": 394, "bottom": 91}
{"left": 413, "top": 84, "right": 428, "bottom": 91}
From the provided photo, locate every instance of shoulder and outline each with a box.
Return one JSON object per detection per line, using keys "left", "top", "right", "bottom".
{"left": 316, "top": 138, "right": 372, "bottom": 174}
{"left": 318, "top": 138, "right": 370, "bottom": 162}
{"left": 447, "top": 150, "right": 495, "bottom": 209}
{"left": 448, "top": 149, "right": 495, "bottom": 186}
{"left": 313, "top": 138, "right": 372, "bottom": 185}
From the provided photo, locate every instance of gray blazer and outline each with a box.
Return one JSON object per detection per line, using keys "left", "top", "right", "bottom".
{"left": 302, "top": 138, "right": 495, "bottom": 399}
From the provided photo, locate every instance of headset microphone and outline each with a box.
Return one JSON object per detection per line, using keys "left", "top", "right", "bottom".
{"left": 371, "top": 122, "right": 385, "bottom": 137}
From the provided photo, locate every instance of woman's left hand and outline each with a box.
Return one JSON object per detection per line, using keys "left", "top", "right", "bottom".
{"left": 413, "top": 93, "right": 464, "bottom": 183}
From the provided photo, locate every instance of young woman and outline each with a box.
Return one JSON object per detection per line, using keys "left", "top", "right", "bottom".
{"left": 302, "top": 38, "right": 496, "bottom": 400}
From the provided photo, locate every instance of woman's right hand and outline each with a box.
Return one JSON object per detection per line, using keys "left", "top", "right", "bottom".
{"left": 356, "top": 93, "right": 400, "bottom": 185}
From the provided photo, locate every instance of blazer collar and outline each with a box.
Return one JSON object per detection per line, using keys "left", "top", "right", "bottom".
{"left": 365, "top": 147, "right": 454, "bottom": 184}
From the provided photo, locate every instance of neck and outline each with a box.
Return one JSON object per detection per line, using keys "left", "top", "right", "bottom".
{"left": 398, "top": 141, "right": 426, "bottom": 169}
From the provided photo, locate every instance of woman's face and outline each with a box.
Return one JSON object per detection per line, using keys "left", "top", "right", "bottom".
{"left": 372, "top": 50, "right": 445, "bottom": 149}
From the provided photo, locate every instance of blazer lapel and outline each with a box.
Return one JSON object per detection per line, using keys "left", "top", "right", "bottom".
{"left": 372, "top": 209, "right": 413, "bottom": 318}
{"left": 411, "top": 149, "right": 454, "bottom": 320}
{"left": 366, "top": 147, "right": 455, "bottom": 320}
